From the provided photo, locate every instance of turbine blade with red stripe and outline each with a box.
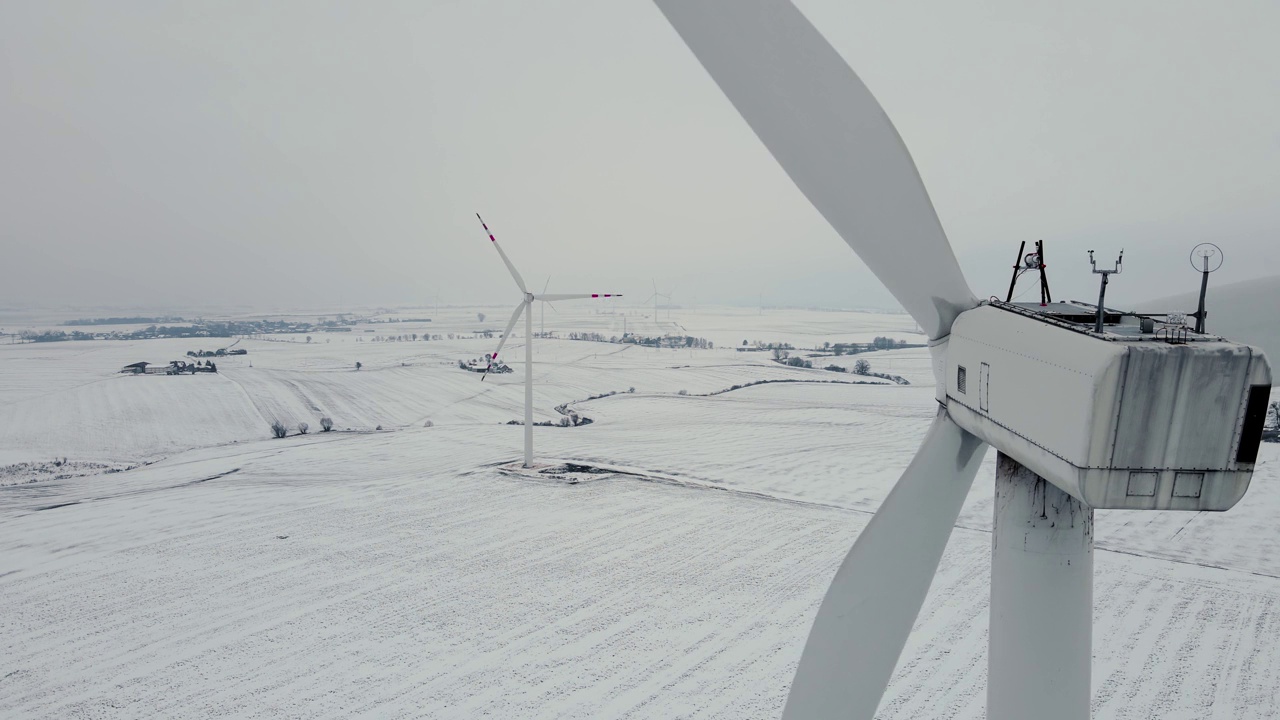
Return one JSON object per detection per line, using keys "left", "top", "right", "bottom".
{"left": 537, "top": 293, "right": 623, "bottom": 301}
{"left": 482, "top": 302, "right": 526, "bottom": 381}
{"left": 476, "top": 213, "right": 527, "bottom": 294}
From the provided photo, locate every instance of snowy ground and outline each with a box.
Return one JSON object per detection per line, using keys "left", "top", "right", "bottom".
{"left": 1, "top": 305, "right": 1277, "bottom": 718}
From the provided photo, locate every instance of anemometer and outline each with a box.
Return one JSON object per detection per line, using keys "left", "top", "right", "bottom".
{"left": 1088, "top": 248, "right": 1124, "bottom": 333}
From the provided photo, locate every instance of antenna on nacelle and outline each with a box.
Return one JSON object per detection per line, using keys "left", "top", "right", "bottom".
{"left": 1088, "top": 248, "right": 1124, "bottom": 333}
{"left": 1188, "top": 243, "right": 1222, "bottom": 334}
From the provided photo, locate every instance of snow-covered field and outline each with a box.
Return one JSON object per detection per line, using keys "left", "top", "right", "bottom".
{"left": 1, "top": 305, "right": 1277, "bottom": 718}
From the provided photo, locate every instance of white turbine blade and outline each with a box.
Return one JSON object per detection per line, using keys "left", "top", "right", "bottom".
{"left": 537, "top": 293, "right": 622, "bottom": 301}
{"left": 476, "top": 213, "right": 527, "bottom": 294}
{"left": 482, "top": 302, "right": 526, "bottom": 381}
{"left": 783, "top": 408, "right": 986, "bottom": 719}
{"left": 652, "top": 0, "right": 978, "bottom": 339}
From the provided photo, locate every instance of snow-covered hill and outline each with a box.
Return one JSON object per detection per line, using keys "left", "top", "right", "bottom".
{"left": 0, "top": 308, "right": 906, "bottom": 469}
{"left": 1, "top": 306, "right": 1277, "bottom": 718}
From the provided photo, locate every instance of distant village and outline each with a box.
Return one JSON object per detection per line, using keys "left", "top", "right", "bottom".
{"left": 118, "top": 340, "right": 250, "bottom": 376}
{"left": 120, "top": 359, "right": 223, "bottom": 375}
{"left": 19, "top": 315, "right": 374, "bottom": 343}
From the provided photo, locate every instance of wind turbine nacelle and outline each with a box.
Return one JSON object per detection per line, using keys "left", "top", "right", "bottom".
{"left": 942, "top": 303, "right": 1272, "bottom": 511}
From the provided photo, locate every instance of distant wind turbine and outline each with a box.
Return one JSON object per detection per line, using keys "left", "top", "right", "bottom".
{"left": 645, "top": 279, "right": 673, "bottom": 323}
{"left": 476, "top": 214, "right": 621, "bottom": 467}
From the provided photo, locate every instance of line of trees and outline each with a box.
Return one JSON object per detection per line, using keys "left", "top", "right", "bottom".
{"left": 270, "top": 416, "right": 335, "bottom": 438}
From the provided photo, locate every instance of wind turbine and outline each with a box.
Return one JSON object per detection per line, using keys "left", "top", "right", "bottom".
{"left": 476, "top": 214, "right": 621, "bottom": 468}
{"left": 653, "top": 3, "right": 1272, "bottom": 720}
{"left": 539, "top": 276, "right": 554, "bottom": 337}
{"left": 640, "top": 279, "right": 670, "bottom": 324}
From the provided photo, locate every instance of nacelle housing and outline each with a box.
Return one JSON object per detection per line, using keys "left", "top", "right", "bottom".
{"left": 945, "top": 303, "right": 1271, "bottom": 510}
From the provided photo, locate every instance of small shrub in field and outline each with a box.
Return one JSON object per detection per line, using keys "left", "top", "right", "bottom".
{"left": 320, "top": 417, "right": 334, "bottom": 432}
{"left": 628, "top": 387, "right": 635, "bottom": 393}
{"left": 375, "top": 425, "right": 383, "bottom": 431}
{"left": 678, "top": 389, "right": 689, "bottom": 396}
{"left": 297, "top": 422, "right": 309, "bottom": 435}
{"left": 270, "top": 420, "right": 288, "bottom": 439}
{"left": 423, "top": 420, "right": 434, "bottom": 428}
{"left": 825, "top": 365, "right": 846, "bottom": 373}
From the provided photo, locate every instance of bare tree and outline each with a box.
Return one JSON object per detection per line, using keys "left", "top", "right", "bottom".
{"left": 854, "top": 358, "right": 871, "bottom": 375}
{"left": 270, "top": 420, "right": 288, "bottom": 438}
{"left": 320, "top": 417, "right": 334, "bottom": 432}
{"left": 297, "top": 422, "right": 309, "bottom": 435}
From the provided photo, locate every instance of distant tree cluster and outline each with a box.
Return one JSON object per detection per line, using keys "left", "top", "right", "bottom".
{"left": 271, "top": 416, "right": 341, "bottom": 438}
{"left": 570, "top": 332, "right": 714, "bottom": 349}
{"left": 458, "top": 358, "right": 512, "bottom": 374}
{"left": 508, "top": 414, "right": 593, "bottom": 428}
{"left": 367, "top": 333, "right": 440, "bottom": 342}
{"left": 831, "top": 337, "right": 912, "bottom": 356}
{"left": 64, "top": 316, "right": 184, "bottom": 326}
{"left": 21, "top": 330, "right": 88, "bottom": 342}
{"left": 31, "top": 316, "right": 364, "bottom": 344}
{"left": 871, "top": 336, "right": 907, "bottom": 350}
{"left": 770, "top": 347, "right": 813, "bottom": 368}
{"left": 748, "top": 341, "right": 795, "bottom": 351}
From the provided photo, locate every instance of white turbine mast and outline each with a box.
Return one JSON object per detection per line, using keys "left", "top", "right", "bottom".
{"left": 652, "top": 3, "right": 1272, "bottom": 720}
{"left": 476, "top": 213, "right": 621, "bottom": 468}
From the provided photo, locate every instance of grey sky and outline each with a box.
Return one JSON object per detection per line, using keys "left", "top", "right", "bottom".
{"left": 2, "top": 1, "right": 1277, "bottom": 312}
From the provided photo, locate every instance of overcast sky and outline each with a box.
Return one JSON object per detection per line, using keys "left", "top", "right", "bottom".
{"left": 2, "top": 1, "right": 1277, "bottom": 314}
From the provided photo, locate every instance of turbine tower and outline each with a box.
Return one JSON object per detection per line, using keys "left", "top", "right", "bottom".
{"left": 652, "top": 3, "right": 1273, "bottom": 719}
{"left": 476, "top": 214, "right": 621, "bottom": 468}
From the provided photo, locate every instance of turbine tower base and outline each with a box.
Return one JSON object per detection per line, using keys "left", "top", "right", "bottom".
{"left": 989, "top": 452, "right": 1093, "bottom": 720}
